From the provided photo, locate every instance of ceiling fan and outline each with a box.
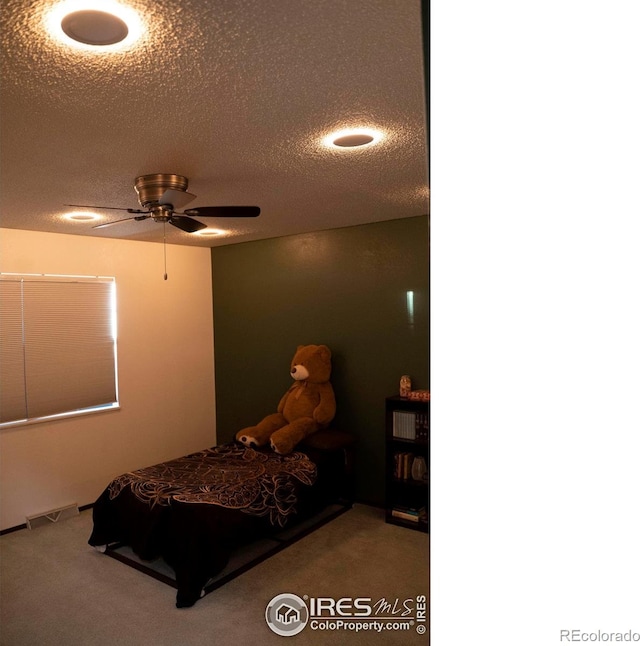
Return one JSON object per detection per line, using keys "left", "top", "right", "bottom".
{"left": 66, "top": 173, "right": 260, "bottom": 233}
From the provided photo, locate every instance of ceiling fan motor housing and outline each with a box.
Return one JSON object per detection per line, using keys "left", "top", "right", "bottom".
{"left": 134, "top": 174, "right": 188, "bottom": 208}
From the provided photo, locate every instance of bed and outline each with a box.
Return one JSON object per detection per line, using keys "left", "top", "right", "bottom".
{"left": 88, "top": 430, "right": 355, "bottom": 607}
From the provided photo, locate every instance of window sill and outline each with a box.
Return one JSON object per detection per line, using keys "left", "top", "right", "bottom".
{"left": 0, "top": 403, "right": 120, "bottom": 431}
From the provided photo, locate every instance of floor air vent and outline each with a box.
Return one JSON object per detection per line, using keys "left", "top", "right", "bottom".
{"left": 26, "top": 503, "right": 79, "bottom": 530}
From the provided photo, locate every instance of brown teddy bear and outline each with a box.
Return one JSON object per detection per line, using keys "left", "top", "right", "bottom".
{"left": 236, "top": 344, "right": 336, "bottom": 454}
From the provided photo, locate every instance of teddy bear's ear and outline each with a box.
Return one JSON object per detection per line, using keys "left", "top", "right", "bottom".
{"left": 297, "top": 345, "right": 304, "bottom": 352}
{"left": 318, "top": 345, "right": 331, "bottom": 359}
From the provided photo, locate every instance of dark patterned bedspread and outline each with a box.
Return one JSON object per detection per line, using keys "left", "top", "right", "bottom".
{"left": 88, "top": 442, "right": 343, "bottom": 607}
{"left": 107, "top": 444, "right": 317, "bottom": 527}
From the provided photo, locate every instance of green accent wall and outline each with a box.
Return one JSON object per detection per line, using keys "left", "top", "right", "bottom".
{"left": 211, "top": 215, "right": 429, "bottom": 506}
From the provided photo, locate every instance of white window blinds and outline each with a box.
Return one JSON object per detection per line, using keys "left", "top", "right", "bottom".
{"left": 0, "top": 275, "right": 118, "bottom": 426}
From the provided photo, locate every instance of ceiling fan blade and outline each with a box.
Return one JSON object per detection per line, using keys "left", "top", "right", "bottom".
{"left": 169, "top": 215, "right": 207, "bottom": 233}
{"left": 159, "top": 189, "right": 197, "bottom": 210}
{"left": 93, "top": 215, "right": 150, "bottom": 229}
{"left": 65, "top": 204, "right": 147, "bottom": 213}
{"left": 183, "top": 206, "right": 260, "bottom": 218}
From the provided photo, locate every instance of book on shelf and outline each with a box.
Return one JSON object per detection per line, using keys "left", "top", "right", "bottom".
{"left": 415, "top": 412, "right": 429, "bottom": 442}
{"left": 392, "top": 410, "right": 429, "bottom": 442}
{"left": 393, "top": 452, "right": 413, "bottom": 480}
{"left": 391, "top": 505, "right": 427, "bottom": 523}
{"left": 392, "top": 411, "right": 416, "bottom": 440}
{"left": 393, "top": 452, "right": 429, "bottom": 481}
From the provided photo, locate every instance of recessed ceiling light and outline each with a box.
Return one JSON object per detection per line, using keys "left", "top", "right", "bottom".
{"left": 61, "top": 10, "right": 128, "bottom": 45}
{"left": 47, "top": 1, "right": 144, "bottom": 50}
{"left": 333, "top": 133, "right": 374, "bottom": 147}
{"left": 64, "top": 211, "right": 101, "bottom": 222}
{"left": 324, "top": 128, "right": 384, "bottom": 149}
{"left": 194, "top": 228, "right": 226, "bottom": 237}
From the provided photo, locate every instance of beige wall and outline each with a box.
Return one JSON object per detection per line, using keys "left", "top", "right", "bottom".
{"left": 0, "top": 229, "right": 216, "bottom": 530}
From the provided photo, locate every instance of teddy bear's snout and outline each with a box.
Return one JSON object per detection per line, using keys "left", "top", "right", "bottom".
{"left": 239, "top": 435, "right": 258, "bottom": 449}
{"left": 290, "top": 364, "right": 309, "bottom": 381}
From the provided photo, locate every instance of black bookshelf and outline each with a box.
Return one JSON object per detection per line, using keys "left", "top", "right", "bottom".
{"left": 385, "top": 396, "right": 429, "bottom": 532}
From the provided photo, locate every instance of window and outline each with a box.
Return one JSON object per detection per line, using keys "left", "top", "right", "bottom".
{"left": 0, "top": 274, "right": 119, "bottom": 427}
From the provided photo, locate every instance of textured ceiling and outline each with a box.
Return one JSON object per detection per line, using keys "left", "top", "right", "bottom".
{"left": 0, "top": 0, "right": 428, "bottom": 247}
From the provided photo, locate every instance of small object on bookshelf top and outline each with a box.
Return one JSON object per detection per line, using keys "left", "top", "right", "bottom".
{"left": 399, "top": 375, "right": 412, "bottom": 398}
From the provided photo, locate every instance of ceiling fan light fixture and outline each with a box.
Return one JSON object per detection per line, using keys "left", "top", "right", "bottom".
{"left": 135, "top": 174, "right": 190, "bottom": 208}
{"left": 47, "top": 1, "right": 143, "bottom": 50}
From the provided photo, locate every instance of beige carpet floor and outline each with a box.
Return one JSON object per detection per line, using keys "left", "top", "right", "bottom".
{"left": 0, "top": 504, "right": 429, "bottom": 646}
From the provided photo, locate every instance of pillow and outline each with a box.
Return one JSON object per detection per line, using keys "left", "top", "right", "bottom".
{"left": 300, "top": 429, "right": 356, "bottom": 452}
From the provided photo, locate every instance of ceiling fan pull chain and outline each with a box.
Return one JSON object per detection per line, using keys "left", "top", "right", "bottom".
{"left": 163, "top": 221, "right": 168, "bottom": 280}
